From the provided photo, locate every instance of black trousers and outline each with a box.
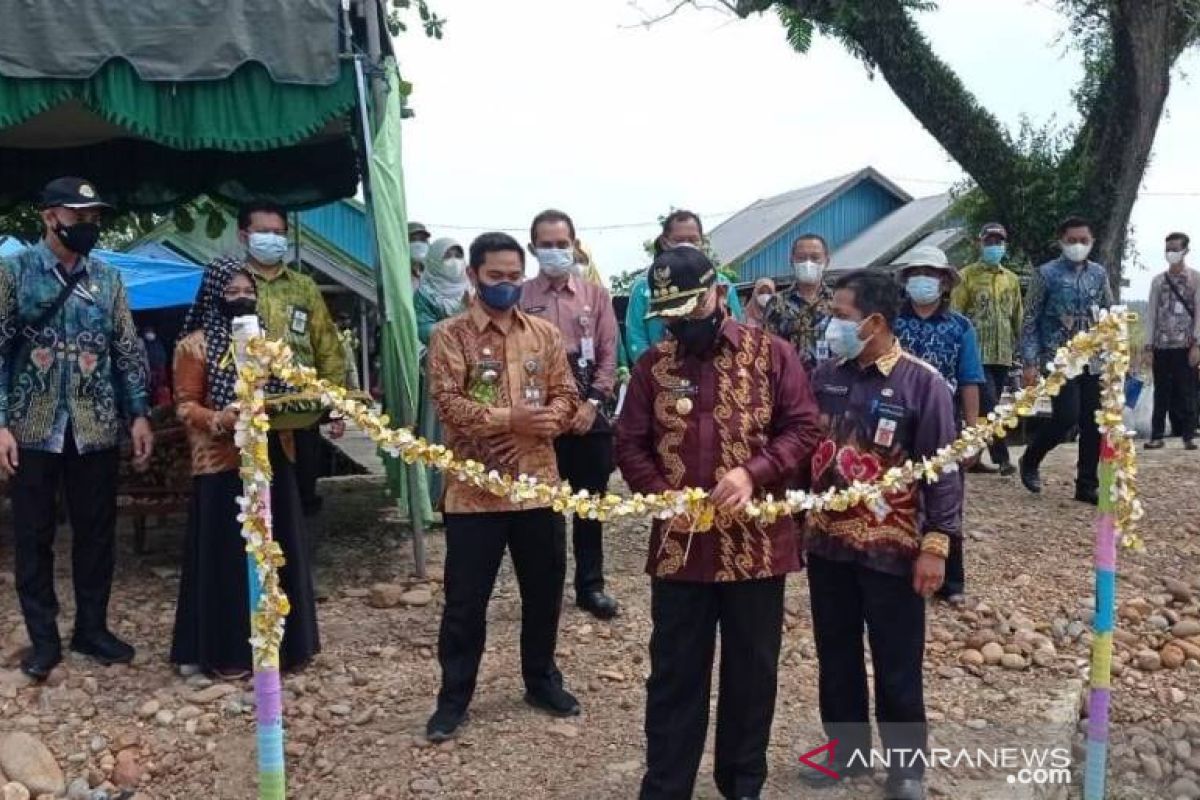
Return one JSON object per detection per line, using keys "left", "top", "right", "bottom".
{"left": 940, "top": 473, "right": 966, "bottom": 597}
{"left": 640, "top": 576, "right": 786, "bottom": 800}
{"left": 807, "top": 555, "right": 927, "bottom": 780}
{"left": 1151, "top": 348, "right": 1198, "bottom": 442}
{"left": 1024, "top": 372, "right": 1102, "bottom": 492}
{"left": 980, "top": 364, "right": 1013, "bottom": 466}
{"left": 436, "top": 508, "right": 567, "bottom": 714}
{"left": 292, "top": 425, "right": 324, "bottom": 516}
{"left": 10, "top": 438, "right": 120, "bottom": 648}
{"left": 554, "top": 432, "right": 613, "bottom": 596}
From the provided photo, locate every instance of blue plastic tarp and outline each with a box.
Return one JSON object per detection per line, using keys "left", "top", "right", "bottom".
{"left": 0, "top": 241, "right": 202, "bottom": 310}
{"left": 95, "top": 249, "right": 203, "bottom": 310}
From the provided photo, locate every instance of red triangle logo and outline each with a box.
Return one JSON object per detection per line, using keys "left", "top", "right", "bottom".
{"left": 798, "top": 739, "right": 841, "bottom": 780}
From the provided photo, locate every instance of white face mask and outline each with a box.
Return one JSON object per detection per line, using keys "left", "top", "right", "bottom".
{"left": 1166, "top": 250, "right": 1186, "bottom": 266}
{"left": 247, "top": 232, "right": 288, "bottom": 266}
{"left": 1061, "top": 242, "right": 1092, "bottom": 263}
{"left": 442, "top": 257, "right": 467, "bottom": 279}
{"left": 793, "top": 260, "right": 823, "bottom": 285}
{"left": 535, "top": 247, "right": 575, "bottom": 278}
{"left": 410, "top": 241, "right": 431, "bottom": 262}
{"left": 755, "top": 293, "right": 773, "bottom": 308}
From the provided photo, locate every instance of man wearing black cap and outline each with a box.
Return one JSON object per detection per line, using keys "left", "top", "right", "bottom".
{"left": 616, "top": 245, "right": 819, "bottom": 799}
{"left": 952, "top": 223, "right": 1024, "bottom": 476}
{"left": 0, "top": 177, "right": 153, "bottom": 680}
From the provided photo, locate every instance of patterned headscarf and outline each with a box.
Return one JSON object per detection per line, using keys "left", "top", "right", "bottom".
{"left": 417, "top": 237, "right": 470, "bottom": 318}
{"left": 181, "top": 256, "right": 286, "bottom": 409}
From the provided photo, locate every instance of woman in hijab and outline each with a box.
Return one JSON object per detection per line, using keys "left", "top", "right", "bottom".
{"left": 413, "top": 238, "right": 470, "bottom": 506}
{"left": 170, "top": 260, "right": 319, "bottom": 679}
{"left": 746, "top": 277, "right": 776, "bottom": 329}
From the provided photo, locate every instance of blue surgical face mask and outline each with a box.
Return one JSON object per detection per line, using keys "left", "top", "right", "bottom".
{"left": 477, "top": 280, "right": 522, "bottom": 311}
{"left": 248, "top": 232, "right": 288, "bottom": 266}
{"left": 535, "top": 247, "right": 575, "bottom": 278}
{"left": 906, "top": 276, "right": 943, "bottom": 306}
{"left": 825, "top": 317, "right": 868, "bottom": 360}
{"left": 981, "top": 244, "right": 1006, "bottom": 266}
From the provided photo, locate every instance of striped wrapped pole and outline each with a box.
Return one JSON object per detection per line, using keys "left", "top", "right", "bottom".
{"left": 232, "top": 315, "right": 287, "bottom": 800}
{"left": 249, "top": 554, "right": 286, "bottom": 799}
{"left": 1084, "top": 434, "right": 1118, "bottom": 800}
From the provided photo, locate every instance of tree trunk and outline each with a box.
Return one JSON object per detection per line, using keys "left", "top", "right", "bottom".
{"left": 752, "top": 0, "right": 1188, "bottom": 295}
{"left": 1069, "top": 0, "right": 1174, "bottom": 297}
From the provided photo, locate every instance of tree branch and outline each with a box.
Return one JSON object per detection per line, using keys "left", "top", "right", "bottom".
{"left": 771, "top": 0, "right": 1023, "bottom": 210}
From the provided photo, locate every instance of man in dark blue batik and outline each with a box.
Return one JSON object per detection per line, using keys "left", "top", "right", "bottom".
{"left": 893, "top": 245, "right": 984, "bottom": 605}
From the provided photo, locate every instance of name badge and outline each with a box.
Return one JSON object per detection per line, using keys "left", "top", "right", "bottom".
{"left": 580, "top": 336, "right": 596, "bottom": 363}
{"left": 815, "top": 340, "right": 830, "bottom": 361}
{"left": 820, "top": 384, "right": 849, "bottom": 397}
{"left": 872, "top": 400, "right": 906, "bottom": 448}
{"left": 874, "top": 418, "right": 897, "bottom": 448}
{"left": 289, "top": 306, "right": 310, "bottom": 335}
{"left": 1176, "top": 301, "right": 1187, "bottom": 315}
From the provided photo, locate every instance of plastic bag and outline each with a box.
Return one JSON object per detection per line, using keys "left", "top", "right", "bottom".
{"left": 1122, "top": 375, "right": 1154, "bottom": 439}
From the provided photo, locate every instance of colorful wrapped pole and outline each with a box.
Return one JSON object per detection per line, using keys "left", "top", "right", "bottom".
{"left": 1084, "top": 435, "right": 1118, "bottom": 799}
{"left": 232, "top": 315, "right": 288, "bottom": 800}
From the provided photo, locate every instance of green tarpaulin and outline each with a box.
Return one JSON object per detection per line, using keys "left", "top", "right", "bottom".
{"left": 371, "top": 65, "right": 432, "bottom": 527}
{"left": 0, "top": 0, "right": 341, "bottom": 85}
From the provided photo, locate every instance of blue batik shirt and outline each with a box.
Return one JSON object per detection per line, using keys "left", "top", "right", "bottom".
{"left": 0, "top": 241, "right": 149, "bottom": 453}
{"left": 1020, "top": 256, "right": 1114, "bottom": 367}
{"left": 894, "top": 304, "right": 985, "bottom": 393}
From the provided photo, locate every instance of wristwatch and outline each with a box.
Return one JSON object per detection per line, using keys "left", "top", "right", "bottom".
{"left": 586, "top": 398, "right": 601, "bottom": 408}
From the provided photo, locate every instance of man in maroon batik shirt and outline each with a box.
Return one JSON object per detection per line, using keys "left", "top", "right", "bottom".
{"left": 616, "top": 245, "right": 819, "bottom": 800}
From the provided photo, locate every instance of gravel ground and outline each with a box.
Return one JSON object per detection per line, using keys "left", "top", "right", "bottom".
{"left": 0, "top": 440, "right": 1196, "bottom": 799}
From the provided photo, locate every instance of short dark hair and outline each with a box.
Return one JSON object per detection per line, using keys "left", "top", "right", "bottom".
{"left": 662, "top": 209, "right": 704, "bottom": 238}
{"left": 1056, "top": 215, "right": 1091, "bottom": 237}
{"left": 1167, "top": 232, "right": 1191, "bottom": 249}
{"left": 237, "top": 201, "right": 289, "bottom": 232}
{"left": 792, "top": 232, "right": 829, "bottom": 256}
{"left": 833, "top": 269, "right": 902, "bottom": 326}
{"left": 469, "top": 232, "right": 525, "bottom": 270}
{"left": 530, "top": 209, "right": 577, "bottom": 243}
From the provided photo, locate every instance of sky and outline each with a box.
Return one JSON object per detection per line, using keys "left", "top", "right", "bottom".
{"left": 395, "top": 0, "right": 1200, "bottom": 299}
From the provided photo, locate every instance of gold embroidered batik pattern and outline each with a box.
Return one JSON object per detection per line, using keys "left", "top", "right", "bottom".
{"left": 713, "top": 328, "right": 776, "bottom": 581}
{"left": 650, "top": 341, "right": 688, "bottom": 488}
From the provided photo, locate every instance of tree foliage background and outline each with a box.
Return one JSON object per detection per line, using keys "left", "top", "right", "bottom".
{"left": 643, "top": 0, "right": 1200, "bottom": 294}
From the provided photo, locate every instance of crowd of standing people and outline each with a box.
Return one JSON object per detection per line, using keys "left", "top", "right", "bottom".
{"left": 0, "top": 174, "right": 1196, "bottom": 799}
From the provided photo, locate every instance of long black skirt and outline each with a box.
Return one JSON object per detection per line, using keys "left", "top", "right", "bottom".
{"left": 170, "top": 437, "right": 320, "bottom": 673}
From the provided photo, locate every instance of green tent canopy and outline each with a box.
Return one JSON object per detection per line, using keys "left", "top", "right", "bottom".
{"left": 0, "top": 0, "right": 366, "bottom": 211}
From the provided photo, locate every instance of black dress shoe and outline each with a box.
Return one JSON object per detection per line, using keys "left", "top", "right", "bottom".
{"left": 577, "top": 591, "right": 619, "bottom": 620}
{"left": 1018, "top": 455, "right": 1042, "bottom": 494}
{"left": 997, "top": 462, "right": 1016, "bottom": 477}
{"left": 967, "top": 462, "right": 999, "bottom": 475}
{"left": 1144, "top": 439, "right": 1165, "bottom": 450}
{"left": 20, "top": 646, "right": 62, "bottom": 682}
{"left": 425, "top": 707, "right": 468, "bottom": 742}
{"left": 884, "top": 775, "right": 926, "bottom": 800}
{"left": 70, "top": 629, "right": 135, "bottom": 665}
{"left": 1074, "top": 486, "right": 1099, "bottom": 506}
{"left": 524, "top": 686, "right": 580, "bottom": 717}
{"left": 1186, "top": 440, "right": 1198, "bottom": 451}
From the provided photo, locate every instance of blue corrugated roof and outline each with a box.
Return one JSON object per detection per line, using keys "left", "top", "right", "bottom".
{"left": 298, "top": 200, "right": 373, "bottom": 269}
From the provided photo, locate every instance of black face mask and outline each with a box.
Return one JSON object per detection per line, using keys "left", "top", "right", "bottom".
{"left": 669, "top": 309, "right": 724, "bottom": 357}
{"left": 54, "top": 220, "right": 101, "bottom": 257}
{"left": 220, "top": 297, "right": 258, "bottom": 319}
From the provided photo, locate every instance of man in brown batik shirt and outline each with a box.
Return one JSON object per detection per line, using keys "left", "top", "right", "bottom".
{"left": 424, "top": 232, "right": 579, "bottom": 742}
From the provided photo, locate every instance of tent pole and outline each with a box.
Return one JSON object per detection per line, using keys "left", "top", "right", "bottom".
{"left": 359, "top": 295, "right": 370, "bottom": 393}
{"left": 354, "top": 33, "right": 428, "bottom": 579}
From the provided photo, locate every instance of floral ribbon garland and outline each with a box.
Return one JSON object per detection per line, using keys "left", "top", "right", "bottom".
{"left": 234, "top": 307, "right": 1142, "bottom": 792}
